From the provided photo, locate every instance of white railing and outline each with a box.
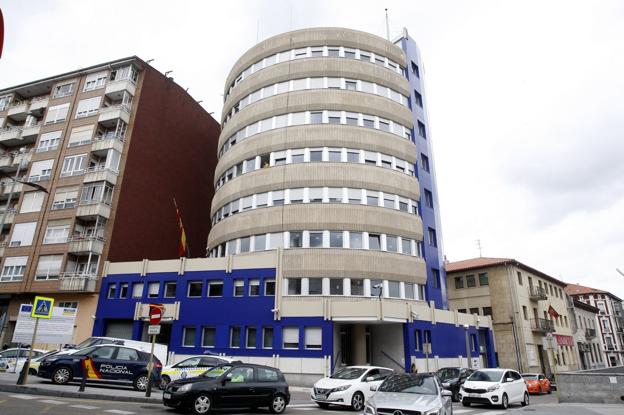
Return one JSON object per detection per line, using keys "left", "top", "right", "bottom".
{"left": 60, "top": 169, "right": 85, "bottom": 178}
{"left": 0, "top": 126, "right": 22, "bottom": 135}
{"left": 99, "top": 103, "right": 131, "bottom": 114}
{"left": 85, "top": 165, "right": 119, "bottom": 174}
{"left": 78, "top": 199, "right": 113, "bottom": 207}
{"left": 68, "top": 235, "right": 106, "bottom": 243}
{"left": 28, "top": 174, "right": 51, "bottom": 182}
{"left": 36, "top": 144, "right": 59, "bottom": 153}
{"left": 93, "top": 132, "right": 125, "bottom": 142}
{"left": 59, "top": 273, "right": 98, "bottom": 291}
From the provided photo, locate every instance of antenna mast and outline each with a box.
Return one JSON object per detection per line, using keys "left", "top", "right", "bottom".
{"left": 385, "top": 8, "right": 390, "bottom": 41}
{"left": 476, "top": 239, "right": 483, "bottom": 257}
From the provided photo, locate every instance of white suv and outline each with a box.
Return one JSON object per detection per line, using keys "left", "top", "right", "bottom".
{"left": 312, "top": 366, "right": 394, "bottom": 411}
{"left": 460, "top": 368, "right": 529, "bottom": 409}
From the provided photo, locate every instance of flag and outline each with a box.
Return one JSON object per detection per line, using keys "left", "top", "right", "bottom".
{"left": 173, "top": 197, "right": 189, "bottom": 257}
{"left": 82, "top": 357, "right": 102, "bottom": 379}
{"left": 548, "top": 305, "right": 560, "bottom": 319}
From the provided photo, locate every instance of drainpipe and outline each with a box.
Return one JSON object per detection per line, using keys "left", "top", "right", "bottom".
{"left": 506, "top": 264, "right": 525, "bottom": 372}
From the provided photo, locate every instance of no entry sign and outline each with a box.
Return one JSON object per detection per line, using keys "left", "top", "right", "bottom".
{"left": 149, "top": 304, "right": 164, "bottom": 325}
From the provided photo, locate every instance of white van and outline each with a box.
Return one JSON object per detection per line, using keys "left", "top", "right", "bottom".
{"left": 59, "top": 337, "right": 168, "bottom": 365}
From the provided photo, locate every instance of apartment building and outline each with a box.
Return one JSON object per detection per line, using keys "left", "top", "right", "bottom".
{"left": 94, "top": 28, "right": 496, "bottom": 385}
{"left": 0, "top": 56, "right": 219, "bottom": 346}
{"left": 446, "top": 257, "right": 579, "bottom": 375}
{"left": 566, "top": 283, "right": 624, "bottom": 367}
{"left": 568, "top": 299, "right": 604, "bottom": 369}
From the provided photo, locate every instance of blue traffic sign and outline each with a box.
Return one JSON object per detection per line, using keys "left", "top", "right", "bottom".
{"left": 31, "top": 296, "right": 54, "bottom": 319}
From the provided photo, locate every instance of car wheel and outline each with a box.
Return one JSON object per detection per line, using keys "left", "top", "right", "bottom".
{"left": 52, "top": 366, "right": 72, "bottom": 385}
{"left": 501, "top": 393, "right": 509, "bottom": 409}
{"left": 317, "top": 402, "right": 330, "bottom": 409}
{"left": 192, "top": 394, "right": 212, "bottom": 415}
{"left": 159, "top": 375, "right": 171, "bottom": 390}
{"left": 269, "top": 394, "right": 287, "bottom": 414}
{"left": 521, "top": 392, "right": 529, "bottom": 407}
{"left": 351, "top": 391, "right": 365, "bottom": 412}
{"left": 133, "top": 373, "right": 149, "bottom": 391}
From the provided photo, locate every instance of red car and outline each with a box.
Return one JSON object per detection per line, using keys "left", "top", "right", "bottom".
{"left": 522, "top": 373, "right": 551, "bottom": 394}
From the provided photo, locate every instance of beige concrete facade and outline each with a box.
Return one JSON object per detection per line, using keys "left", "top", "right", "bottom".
{"left": 446, "top": 258, "right": 579, "bottom": 375}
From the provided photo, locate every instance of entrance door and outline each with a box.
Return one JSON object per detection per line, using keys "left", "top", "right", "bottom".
{"left": 537, "top": 345, "right": 551, "bottom": 377}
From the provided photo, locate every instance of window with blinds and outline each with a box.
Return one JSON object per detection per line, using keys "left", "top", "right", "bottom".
{"left": 29, "top": 159, "right": 54, "bottom": 182}
{"left": 35, "top": 254, "right": 63, "bottom": 280}
{"left": 83, "top": 71, "right": 108, "bottom": 91}
{"left": 304, "top": 327, "right": 322, "bottom": 349}
{"left": 9, "top": 222, "right": 37, "bottom": 247}
{"left": 45, "top": 103, "right": 70, "bottom": 124}
{"left": 19, "top": 191, "right": 45, "bottom": 213}
{"left": 75, "top": 97, "right": 101, "bottom": 119}
{"left": 37, "top": 131, "right": 62, "bottom": 152}
{"left": 0, "top": 256, "right": 28, "bottom": 282}
{"left": 68, "top": 125, "right": 94, "bottom": 147}
{"left": 43, "top": 220, "right": 71, "bottom": 244}
{"left": 52, "top": 186, "right": 79, "bottom": 210}
{"left": 282, "top": 327, "right": 299, "bottom": 349}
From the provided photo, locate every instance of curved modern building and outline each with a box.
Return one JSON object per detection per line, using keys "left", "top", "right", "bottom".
{"left": 94, "top": 28, "right": 495, "bottom": 384}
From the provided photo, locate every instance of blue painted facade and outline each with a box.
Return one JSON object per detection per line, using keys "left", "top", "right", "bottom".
{"left": 93, "top": 266, "right": 496, "bottom": 370}
{"left": 397, "top": 32, "right": 449, "bottom": 309}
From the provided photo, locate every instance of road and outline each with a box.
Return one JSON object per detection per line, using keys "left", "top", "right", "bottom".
{"left": 0, "top": 391, "right": 560, "bottom": 415}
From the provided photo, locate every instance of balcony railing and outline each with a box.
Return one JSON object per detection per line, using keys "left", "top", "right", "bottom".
{"left": 585, "top": 328, "right": 597, "bottom": 339}
{"left": 59, "top": 273, "right": 97, "bottom": 292}
{"left": 531, "top": 318, "right": 555, "bottom": 332}
{"left": 529, "top": 286, "right": 548, "bottom": 301}
{"left": 93, "top": 132, "right": 125, "bottom": 142}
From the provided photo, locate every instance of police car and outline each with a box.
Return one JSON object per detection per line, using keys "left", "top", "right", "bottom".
{"left": 38, "top": 344, "right": 162, "bottom": 391}
{"left": 0, "top": 348, "right": 47, "bottom": 371}
{"left": 160, "top": 355, "right": 237, "bottom": 389}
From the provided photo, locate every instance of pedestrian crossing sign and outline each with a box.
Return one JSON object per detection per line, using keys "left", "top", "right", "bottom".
{"left": 31, "top": 296, "right": 54, "bottom": 319}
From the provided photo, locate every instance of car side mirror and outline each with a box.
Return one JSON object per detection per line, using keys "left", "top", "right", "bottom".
{"left": 442, "top": 382, "right": 451, "bottom": 389}
{"left": 370, "top": 385, "right": 378, "bottom": 392}
{"left": 442, "top": 390, "right": 452, "bottom": 397}
{"left": 366, "top": 376, "right": 375, "bottom": 382}
{"left": 222, "top": 377, "right": 231, "bottom": 385}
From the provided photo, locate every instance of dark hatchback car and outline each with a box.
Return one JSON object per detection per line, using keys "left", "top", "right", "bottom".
{"left": 436, "top": 367, "right": 474, "bottom": 401}
{"left": 163, "top": 363, "right": 290, "bottom": 414}
{"left": 38, "top": 344, "right": 162, "bottom": 391}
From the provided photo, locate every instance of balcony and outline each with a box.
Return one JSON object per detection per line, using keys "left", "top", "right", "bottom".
{"left": 91, "top": 135, "right": 125, "bottom": 155}
{"left": 105, "top": 79, "right": 136, "bottom": 100}
{"left": 0, "top": 154, "right": 13, "bottom": 169}
{"left": 76, "top": 201, "right": 111, "bottom": 220}
{"left": 20, "top": 123, "right": 42, "bottom": 141}
{"left": 28, "top": 96, "right": 49, "bottom": 117}
{"left": 59, "top": 273, "right": 97, "bottom": 292}
{"left": 531, "top": 318, "right": 555, "bottom": 333}
{"left": 12, "top": 151, "right": 32, "bottom": 167}
{"left": 97, "top": 104, "right": 130, "bottom": 127}
{"left": 0, "top": 242, "right": 6, "bottom": 256}
{"left": 529, "top": 286, "right": 548, "bottom": 301}
{"left": 67, "top": 235, "right": 105, "bottom": 255}
{"left": 0, "top": 208, "right": 17, "bottom": 225}
{"left": 7, "top": 102, "right": 28, "bottom": 121}
{"left": 0, "top": 127, "right": 21, "bottom": 145}
{"left": 0, "top": 180, "right": 22, "bottom": 195}
{"left": 585, "top": 328, "right": 597, "bottom": 340}
{"left": 83, "top": 166, "right": 118, "bottom": 185}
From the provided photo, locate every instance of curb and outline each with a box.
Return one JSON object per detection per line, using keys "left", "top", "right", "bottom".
{"left": 0, "top": 383, "right": 162, "bottom": 403}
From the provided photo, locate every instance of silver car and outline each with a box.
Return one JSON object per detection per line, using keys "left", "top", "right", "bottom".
{"left": 365, "top": 373, "right": 453, "bottom": 415}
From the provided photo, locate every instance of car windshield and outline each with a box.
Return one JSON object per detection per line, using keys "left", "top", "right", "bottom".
{"left": 522, "top": 374, "right": 538, "bottom": 380}
{"left": 74, "top": 338, "right": 99, "bottom": 349}
{"left": 468, "top": 371, "right": 503, "bottom": 382}
{"left": 71, "top": 346, "right": 98, "bottom": 356}
{"left": 201, "top": 365, "right": 233, "bottom": 378}
{"left": 330, "top": 367, "right": 367, "bottom": 380}
{"left": 379, "top": 375, "right": 438, "bottom": 395}
{"left": 437, "top": 368, "right": 460, "bottom": 380}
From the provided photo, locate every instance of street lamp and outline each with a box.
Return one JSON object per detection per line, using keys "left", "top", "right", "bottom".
{"left": 464, "top": 324, "right": 471, "bottom": 369}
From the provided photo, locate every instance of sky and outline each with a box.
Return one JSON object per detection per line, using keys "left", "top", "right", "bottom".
{"left": 1, "top": 0, "right": 623, "bottom": 299}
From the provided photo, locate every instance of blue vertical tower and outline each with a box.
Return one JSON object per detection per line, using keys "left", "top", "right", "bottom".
{"left": 396, "top": 29, "right": 448, "bottom": 309}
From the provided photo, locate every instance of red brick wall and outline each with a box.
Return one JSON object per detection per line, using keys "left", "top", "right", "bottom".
{"left": 107, "top": 66, "right": 220, "bottom": 261}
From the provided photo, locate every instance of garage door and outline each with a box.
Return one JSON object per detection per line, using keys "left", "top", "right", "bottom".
{"left": 105, "top": 319, "right": 133, "bottom": 339}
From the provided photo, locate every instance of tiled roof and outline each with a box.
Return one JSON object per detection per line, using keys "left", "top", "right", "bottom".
{"left": 565, "top": 283, "right": 620, "bottom": 301}
{"left": 445, "top": 257, "right": 514, "bottom": 272}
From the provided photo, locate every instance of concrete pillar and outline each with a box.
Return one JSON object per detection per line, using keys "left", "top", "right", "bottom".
{"left": 352, "top": 325, "right": 367, "bottom": 365}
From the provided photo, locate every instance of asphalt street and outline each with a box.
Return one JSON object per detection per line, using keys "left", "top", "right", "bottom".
{"left": 0, "top": 391, "right": 564, "bottom": 415}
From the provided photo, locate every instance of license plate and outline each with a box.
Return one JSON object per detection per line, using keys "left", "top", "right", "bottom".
{"left": 163, "top": 393, "right": 171, "bottom": 399}
{"left": 468, "top": 393, "right": 479, "bottom": 397}
{"left": 316, "top": 394, "right": 327, "bottom": 400}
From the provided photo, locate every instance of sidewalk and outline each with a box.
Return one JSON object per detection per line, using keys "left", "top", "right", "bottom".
{"left": 514, "top": 403, "right": 624, "bottom": 415}
{"left": 0, "top": 371, "right": 312, "bottom": 403}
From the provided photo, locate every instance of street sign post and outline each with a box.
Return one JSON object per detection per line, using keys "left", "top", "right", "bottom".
{"left": 17, "top": 296, "right": 54, "bottom": 385}
{"left": 145, "top": 304, "right": 165, "bottom": 397}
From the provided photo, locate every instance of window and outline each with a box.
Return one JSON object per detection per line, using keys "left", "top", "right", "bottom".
{"left": 239, "top": 237, "right": 250, "bottom": 252}
{"left": 0, "top": 256, "right": 28, "bottom": 282}
{"left": 35, "top": 255, "right": 63, "bottom": 280}
{"left": 37, "top": 131, "right": 62, "bottom": 152}
{"left": 348, "top": 188, "right": 362, "bottom": 204}
{"left": 308, "top": 188, "right": 323, "bottom": 203}
{"left": 147, "top": 282, "right": 159, "bottom": 298}
{"left": 119, "top": 283, "right": 128, "bottom": 299}
{"left": 371, "top": 279, "right": 383, "bottom": 297}
{"left": 289, "top": 231, "right": 303, "bottom": 248}
{"left": 328, "top": 149, "right": 342, "bottom": 162}
{"left": 327, "top": 188, "right": 343, "bottom": 203}
{"left": 522, "top": 306, "right": 528, "bottom": 320}
{"left": 350, "top": 279, "right": 364, "bottom": 295}
{"left": 132, "top": 283, "right": 143, "bottom": 298}
{"left": 10, "top": 222, "right": 37, "bottom": 247}
{"left": 424, "top": 189, "right": 434, "bottom": 208}
{"left": 414, "top": 329, "right": 421, "bottom": 351}
{"left": 458, "top": 309, "right": 467, "bottom": 314}
{"left": 427, "top": 227, "right": 437, "bottom": 247}
{"left": 345, "top": 80, "right": 357, "bottom": 90}
{"left": 388, "top": 281, "right": 400, "bottom": 298}
{"left": 187, "top": 281, "right": 203, "bottom": 297}
{"left": 414, "top": 90, "right": 423, "bottom": 107}
{"left": 249, "top": 279, "right": 260, "bottom": 296}
{"left": 470, "top": 308, "right": 479, "bottom": 315}
{"left": 287, "top": 278, "right": 301, "bottom": 295}
{"left": 183, "top": 327, "right": 196, "bottom": 347}
{"left": 310, "top": 111, "right": 323, "bottom": 124}
{"left": 233, "top": 280, "right": 244, "bottom": 296}
{"left": 29, "top": 159, "right": 53, "bottom": 182}
{"left": 208, "top": 280, "right": 224, "bottom": 297}
{"left": 83, "top": 71, "right": 107, "bottom": 91}
{"left": 517, "top": 271, "right": 523, "bottom": 285}
{"left": 263, "top": 327, "right": 273, "bottom": 348}
{"left": 164, "top": 282, "right": 176, "bottom": 298}
{"left": 329, "top": 231, "right": 343, "bottom": 248}
{"left": 417, "top": 121, "right": 427, "bottom": 139}
{"left": 479, "top": 273, "right": 489, "bottom": 286}
{"left": 53, "top": 83, "right": 74, "bottom": 98}
{"left": 20, "top": 191, "right": 45, "bottom": 213}
{"left": 115, "top": 347, "right": 139, "bottom": 361}
{"left": 109, "top": 65, "right": 138, "bottom": 83}
{"left": 257, "top": 367, "right": 279, "bottom": 382}
{"left": 404, "top": 283, "right": 415, "bottom": 299}
{"left": 350, "top": 232, "right": 363, "bottom": 249}
{"left": 309, "top": 231, "right": 323, "bottom": 248}
{"left": 246, "top": 327, "right": 257, "bottom": 348}
{"left": 304, "top": 327, "right": 322, "bottom": 349}
{"left": 61, "top": 154, "right": 87, "bottom": 177}
{"left": 432, "top": 268, "right": 440, "bottom": 289}
{"left": 270, "top": 232, "right": 284, "bottom": 248}
{"left": 420, "top": 154, "right": 430, "bottom": 173}
{"left": 386, "top": 236, "right": 398, "bottom": 252}
{"left": 45, "top": 103, "right": 70, "bottom": 124}
{"left": 43, "top": 222, "right": 70, "bottom": 244}
{"left": 80, "top": 182, "right": 113, "bottom": 205}
{"left": 264, "top": 279, "right": 276, "bottom": 296}
{"left": 68, "top": 125, "right": 94, "bottom": 147}
{"left": 411, "top": 61, "right": 420, "bottom": 78}
{"left": 466, "top": 275, "right": 476, "bottom": 287}
{"left": 368, "top": 234, "right": 381, "bottom": 250}
{"left": 75, "top": 97, "right": 101, "bottom": 118}
{"left": 202, "top": 327, "right": 216, "bottom": 347}
{"left": 230, "top": 326, "right": 241, "bottom": 347}
{"left": 283, "top": 327, "right": 299, "bottom": 349}
{"left": 58, "top": 301, "right": 78, "bottom": 309}
{"left": 310, "top": 149, "right": 323, "bottom": 162}
{"left": 455, "top": 276, "right": 464, "bottom": 289}
{"left": 329, "top": 278, "right": 343, "bottom": 295}
{"left": 271, "top": 190, "right": 285, "bottom": 206}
